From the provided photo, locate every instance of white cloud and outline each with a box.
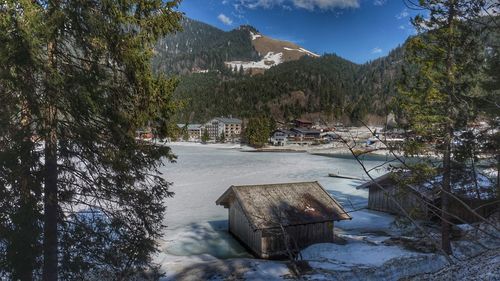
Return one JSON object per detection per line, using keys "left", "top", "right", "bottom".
{"left": 239, "top": 0, "right": 283, "bottom": 9}
{"left": 373, "top": 0, "right": 386, "bottom": 6}
{"left": 218, "top": 13, "right": 233, "bottom": 25}
{"left": 398, "top": 25, "right": 405, "bottom": 30}
{"left": 396, "top": 8, "right": 409, "bottom": 20}
{"left": 293, "top": 0, "right": 359, "bottom": 10}
{"left": 238, "top": 0, "right": 359, "bottom": 11}
{"left": 371, "top": 47, "right": 382, "bottom": 54}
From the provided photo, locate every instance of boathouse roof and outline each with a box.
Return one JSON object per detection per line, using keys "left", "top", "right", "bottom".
{"left": 216, "top": 182, "right": 351, "bottom": 230}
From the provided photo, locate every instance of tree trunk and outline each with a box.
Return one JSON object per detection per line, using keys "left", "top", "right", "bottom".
{"left": 15, "top": 103, "right": 35, "bottom": 281}
{"left": 42, "top": 116, "right": 58, "bottom": 281}
{"left": 16, "top": 199, "right": 36, "bottom": 281}
{"left": 17, "top": 159, "right": 36, "bottom": 281}
{"left": 441, "top": 136, "right": 452, "bottom": 255}
{"left": 496, "top": 154, "right": 499, "bottom": 209}
{"left": 42, "top": 34, "right": 59, "bottom": 281}
{"left": 440, "top": 0, "right": 456, "bottom": 256}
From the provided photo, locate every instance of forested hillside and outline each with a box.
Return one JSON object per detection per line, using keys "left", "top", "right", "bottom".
{"left": 172, "top": 47, "right": 405, "bottom": 124}
{"left": 153, "top": 18, "right": 259, "bottom": 75}
{"left": 154, "top": 17, "right": 495, "bottom": 125}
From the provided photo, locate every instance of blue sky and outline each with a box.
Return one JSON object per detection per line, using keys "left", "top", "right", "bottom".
{"left": 178, "top": 0, "right": 418, "bottom": 64}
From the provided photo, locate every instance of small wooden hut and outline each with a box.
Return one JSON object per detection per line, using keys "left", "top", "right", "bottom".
{"left": 216, "top": 182, "right": 351, "bottom": 259}
{"left": 357, "top": 173, "right": 436, "bottom": 219}
{"left": 358, "top": 173, "right": 497, "bottom": 223}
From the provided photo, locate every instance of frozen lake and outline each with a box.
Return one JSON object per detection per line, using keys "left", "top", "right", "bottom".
{"left": 157, "top": 143, "right": 395, "bottom": 261}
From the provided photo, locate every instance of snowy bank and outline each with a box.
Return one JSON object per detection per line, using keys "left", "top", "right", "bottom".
{"left": 300, "top": 242, "right": 447, "bottom": 281}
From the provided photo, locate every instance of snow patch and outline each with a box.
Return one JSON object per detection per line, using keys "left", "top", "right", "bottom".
{"left": 249, "top": 31, "right": 262, "bottom": 41}
{"left": 243, "top": 261, "right": 289, "bottom": 280}
{"left": 300, "top": 48, "right": 320, "bottom": 57}
{"left": 301, "top": 243, "right": 420, "bottom": 271}
{"left": 283, "top": 47, "right": 320, "bottom": 57}
{"left": 192, "top": 69, "right": 209, "bottom": 74}
{"left": 226, "top": 52, "right": 283, "bottom": 70}
{"left": 422, "top": 173, "right": 495, "bottom": 200}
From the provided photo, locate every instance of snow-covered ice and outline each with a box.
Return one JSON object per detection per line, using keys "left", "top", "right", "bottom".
{"left": 159, "top": 143, "right": 387, "bottom": 244}
{"left": 155, "top": 143, "right": 446, "bottom": 279}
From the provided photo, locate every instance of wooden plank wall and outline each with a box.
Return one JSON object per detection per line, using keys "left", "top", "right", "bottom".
{"left": 261, "top": 222, "right": 334, "bottom": 258}
{"left": 368, "top": 184, "right": 498, "bottom": 223}
{"left": 368, "top": 185, "right": 429, "bottom": 218}
{"left": 448, "top": 198, "right": 498, "bottom": 223}
{"left": 229, "top": 200, "right": 262, "bottom": 257}
{"left": 229, "top": 198, "right": 336, "bottom": 259}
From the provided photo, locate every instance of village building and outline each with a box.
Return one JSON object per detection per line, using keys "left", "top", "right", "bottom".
{"left": 290, "top": 128, "right": 321, "bottom": 139}
{"left": 135, "top": 127, "right": 153, "bottom": 140}
{"left": 358, "top": 172, "right": 497, "bottom": 223}
{"left": 321, "top": 132, "right": 340, "bottom": 143}
{"left": 204, "top": 117, "right": 242, "bottom": 140}
{"left": 177, "top": 124, "right": 203, "bottom": 141}
{"left": 286, "top": 128, "right": 322, "bottom": 145}
{"left": 270, "top": 129, "right": 296, "bottom": 146}
{"left": 187, "top": 124, "right": 203, "bottom": 141}
{"left": 216, "top": 182, "right": 351, "bottom": 259}
{"left": 292, "top": 119, "right": 313, "bottom": 128}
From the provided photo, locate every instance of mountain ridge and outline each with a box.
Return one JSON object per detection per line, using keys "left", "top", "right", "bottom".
{"left": 153, "top": 18, "right": 322, "bottom": 75}
{"left": 154, "top": 17, "right": 495, "bottom": 125}
{"left": 153, "top": 17, "right": 404, "bottom": 124}
{"left": 225, "top": 25, "right": 320, "bottom": 74}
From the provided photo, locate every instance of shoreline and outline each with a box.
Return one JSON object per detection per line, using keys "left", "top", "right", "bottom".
{"left": 165, "top": 141, "right": 404, "bottom": 159}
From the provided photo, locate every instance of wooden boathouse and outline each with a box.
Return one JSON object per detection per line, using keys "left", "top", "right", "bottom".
{"left": 216, "top": 182, "right": 351, "bottom": 259}
{"left": 357, "top": 173, "right": 436, "bottom": 218}
{"left": 358, "top": 172, "right": 498, "bottom": 223}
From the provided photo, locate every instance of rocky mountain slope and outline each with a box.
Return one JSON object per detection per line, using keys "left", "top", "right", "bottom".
{"left": 225, "top": 26, "right": 319, "bottom": 74}
{"left": 153, "top": 19, "right": 320, "bottom": 75}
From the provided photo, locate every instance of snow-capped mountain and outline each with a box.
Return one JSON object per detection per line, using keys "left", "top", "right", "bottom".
{"left": 225, "top": 26, "right": 320, "bottom": 73}
{"left": 153, "top": 19, "right": 319, "bottom": 75}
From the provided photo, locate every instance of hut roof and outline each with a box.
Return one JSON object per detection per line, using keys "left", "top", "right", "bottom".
{"left": 272, "top": 129, "right": 294, "bottom": 135}
{"left": 357, "top": 170, "right": 495, "bottom": 201}
{"left": 356, "top": 173, "right": 393, "bottom": 190}
{"left": 356, "top": 173, "right": 438, "bottom": 200}
{"left": 216, "top": 182, "right": 351, "bottom": 230}
{"left": 293, "top": 119, "right": 313, "bottom": 124}
{"left": 291, "top": 128, "right": 321, "bottom": 135}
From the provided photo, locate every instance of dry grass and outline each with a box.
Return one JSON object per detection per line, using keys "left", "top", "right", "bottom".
{"left": 252, "top": 36, "right": 307, "bottom": 62}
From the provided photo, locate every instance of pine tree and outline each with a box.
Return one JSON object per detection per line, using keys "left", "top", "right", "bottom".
{"left": 201, "top": 128, "right": 210, "bottom": 143}
{"left": 480, "top": 9, "right": 500, "bottom": 202}
{"left": 398, "top": 0, "right": 493, "bottom": 255}
{"left": 0, "top": 1, "right": 182, "bottom": 280}
{"left": 245, "top": 117, "right": 271, "bottom": 148}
